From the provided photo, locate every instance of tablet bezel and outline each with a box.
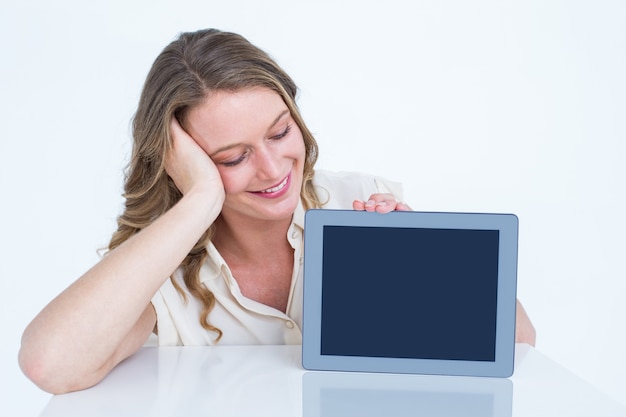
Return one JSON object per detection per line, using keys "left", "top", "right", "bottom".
{"left": 302, "top": 209, "right": 518, "bottom": 378}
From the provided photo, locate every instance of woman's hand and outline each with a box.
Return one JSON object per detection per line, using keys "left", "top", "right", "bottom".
{"left": 166, "top": 117, "right": 225, "bottom": 201}
{"left": 353, "top": 193, "right": 411, "bottom": 213}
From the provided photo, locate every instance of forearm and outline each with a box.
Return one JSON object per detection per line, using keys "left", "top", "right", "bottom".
{"left": 19, "top": 189, "right": 221, "bottom": 393}
{"left": 515, "top": 299, "right": 536, "bottom": 346}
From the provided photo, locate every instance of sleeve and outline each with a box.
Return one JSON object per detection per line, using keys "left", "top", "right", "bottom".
{"left": 150, "top": 285, "right": 183, "bottom": 346}
{"left": 313, "top": 170, "right": 405, "bottom": 209}
{"left": 373, "top": 175, "right": 404, "bottom": 202}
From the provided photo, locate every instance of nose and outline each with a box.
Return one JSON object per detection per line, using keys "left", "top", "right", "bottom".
{"left": 255, "top": 145, "right": 282, "bottom": 179}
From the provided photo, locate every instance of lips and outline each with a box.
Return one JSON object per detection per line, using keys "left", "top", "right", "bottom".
{"left": 259, "top": 176, "right": 288, "bottom": 193}
{"left": 252, "top": 174, "right": 291, "bottom": 198}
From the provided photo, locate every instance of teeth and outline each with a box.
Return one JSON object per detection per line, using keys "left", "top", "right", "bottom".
{"left": 261, "top": 177, "right": 288, "bottom": 193}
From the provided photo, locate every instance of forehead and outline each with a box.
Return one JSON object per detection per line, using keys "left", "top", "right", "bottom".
{"left": 185, "top": 87, "right": 289, "bottom": 149}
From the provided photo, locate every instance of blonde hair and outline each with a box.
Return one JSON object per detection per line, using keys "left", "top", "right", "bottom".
{"left": 108, "top": 29, "right": 322, "bottom": 340}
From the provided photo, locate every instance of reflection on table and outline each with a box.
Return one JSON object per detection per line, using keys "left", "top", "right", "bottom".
{"left": 40, "top": 344, "right": 626, "bottom": 417}
{"left": 304, "top": 371, "right": 512, "bottom": 417}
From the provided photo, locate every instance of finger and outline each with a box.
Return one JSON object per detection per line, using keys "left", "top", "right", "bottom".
{"left": 165, "top": 118, "right": 186, "bottom": 170}
{"left": 165, "top": 117, "right": 213, "bottom": 195}
{"left": 170, "top": 116, "right": 182, "bottom": 136}
{"left": 364, "top": 199, "right": 378, "bottom": 212}
{"left": 374, "top": 201, "right": 395, "bottom": 214}
{"left": 355, "top": 194, "right": 410, "bottom": 213}
{"left": 353, "top": 199, "right": 379, "bottom": 212}
{"left": 352, "top": 200, "right": 366, "bottom": 211}
{"left": 366, "top": 193, "right": 396, "bottom": 204}
{"left": 395, "top": 202, "right": 412, "bottom": 211}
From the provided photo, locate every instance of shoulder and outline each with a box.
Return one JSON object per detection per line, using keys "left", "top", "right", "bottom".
{"left": 312, "top": 169, "right": 404, "bottom": 209}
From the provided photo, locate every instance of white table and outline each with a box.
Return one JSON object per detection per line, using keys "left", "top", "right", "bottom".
{"left": 40, "top": 344, "right": 626, "bottom": 416}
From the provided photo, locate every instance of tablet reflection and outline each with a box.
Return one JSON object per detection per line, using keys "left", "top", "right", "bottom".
{"left": 303, "top": 371, "right": 512, "bottom": 417}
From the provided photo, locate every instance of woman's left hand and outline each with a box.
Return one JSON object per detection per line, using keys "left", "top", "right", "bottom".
{"left": 353, "top": 193, "right": 412, "bottom": 213}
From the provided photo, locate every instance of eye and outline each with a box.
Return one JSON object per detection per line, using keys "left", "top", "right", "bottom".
{"left": 222, "top": 149, "right": 250, "bottom": 167}
{"left": 269, "top": 124, "right": 292, "bottom": 140}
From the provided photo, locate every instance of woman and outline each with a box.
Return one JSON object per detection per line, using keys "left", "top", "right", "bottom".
{"left": 19, "top": 29, "right": 535, "bottom": 394}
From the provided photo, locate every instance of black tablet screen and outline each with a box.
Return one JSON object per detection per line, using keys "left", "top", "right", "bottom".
{"left": 320, "top": 226, "right": 499, "bottom": 362}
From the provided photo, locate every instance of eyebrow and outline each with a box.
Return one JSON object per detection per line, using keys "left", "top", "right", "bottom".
{"left": 209, "top": 109, "right": 290, "bottom": 157}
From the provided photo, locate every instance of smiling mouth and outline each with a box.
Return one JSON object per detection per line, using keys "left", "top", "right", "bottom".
{"left": 258, "top": 176, "right": 289, "bottom": 193}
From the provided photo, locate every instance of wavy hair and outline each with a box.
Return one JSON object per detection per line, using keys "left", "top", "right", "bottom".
{"left": 107, "top": 29, "right": 322, "bottom": 341}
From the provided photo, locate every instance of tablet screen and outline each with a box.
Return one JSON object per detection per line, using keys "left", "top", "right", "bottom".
{"left": 320, "top": 226, "right": 499, "bottom": 362}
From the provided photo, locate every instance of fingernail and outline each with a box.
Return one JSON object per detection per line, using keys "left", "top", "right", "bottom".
{"left": 365, "top": 200, "right": 375, "bottom": 207}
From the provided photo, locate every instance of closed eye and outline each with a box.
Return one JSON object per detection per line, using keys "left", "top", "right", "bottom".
{"left": 269, "top": 124, "right": 291, "bottom": 141}
{"left": 222, "top": 149, "right": 250, "bottom": 167}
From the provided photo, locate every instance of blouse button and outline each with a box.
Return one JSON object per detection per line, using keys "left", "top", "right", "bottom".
{"left": 285, "top": 320, "right": 295, "bottom": 329}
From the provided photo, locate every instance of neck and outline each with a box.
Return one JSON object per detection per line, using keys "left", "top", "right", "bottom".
{"left": 213, "top": 214, "right": 293, "bottom": 263}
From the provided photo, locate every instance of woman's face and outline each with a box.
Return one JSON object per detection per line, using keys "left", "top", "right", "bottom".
{"left": 185, "top": 87, "right": 306, "bottom": 225}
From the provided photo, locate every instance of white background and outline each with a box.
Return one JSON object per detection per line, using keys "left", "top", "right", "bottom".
{"left": 1, "top": 0, "right": 624, "bottom": 414}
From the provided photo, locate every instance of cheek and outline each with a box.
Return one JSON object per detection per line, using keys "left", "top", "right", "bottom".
{"left": 291, "top": 132, "right": 307, "bottom": 161}
{"left": 217, "top": 169, "right": 247, "bottom": 195}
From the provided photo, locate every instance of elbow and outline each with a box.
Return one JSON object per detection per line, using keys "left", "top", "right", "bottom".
{"left": 19, "top": 347, "right": 67, "bottom": 394}
{"left": 19, "top": 349, "right": 56, "bottom": 394}
{"left": 18, "top": 346, "right": 96, "bottom": 394}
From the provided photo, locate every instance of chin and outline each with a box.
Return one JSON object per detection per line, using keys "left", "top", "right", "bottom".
{"left": 224, "top": 193, "right": 300, "bottom": 223}
{"left": 263, "top": 195, "right": 300, "bottom": 221}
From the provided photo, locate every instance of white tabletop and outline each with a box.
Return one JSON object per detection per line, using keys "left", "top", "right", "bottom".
{"left": 40, "top": 344, "right": 626, "bottom": 417}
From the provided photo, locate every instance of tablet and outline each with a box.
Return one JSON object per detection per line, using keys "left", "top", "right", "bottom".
{"left": 302, "top": 209, "right": 518, "bottom": 378}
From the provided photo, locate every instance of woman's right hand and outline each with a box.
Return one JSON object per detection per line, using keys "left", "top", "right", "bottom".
{"left": 166, "top": 117, "right": 225, "bottom": 204}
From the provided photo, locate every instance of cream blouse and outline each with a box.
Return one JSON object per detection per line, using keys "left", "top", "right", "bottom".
{"left": 150, "top": 170, "right": 403, "bottom": 346}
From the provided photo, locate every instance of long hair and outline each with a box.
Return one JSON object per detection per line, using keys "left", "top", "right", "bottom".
{"left": 107, "top": 29, "right": 322, "bottom": 340}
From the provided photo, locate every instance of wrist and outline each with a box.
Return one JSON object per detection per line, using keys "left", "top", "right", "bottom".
{"left": 180, "top": 186, "right": 224, "bottom": 228}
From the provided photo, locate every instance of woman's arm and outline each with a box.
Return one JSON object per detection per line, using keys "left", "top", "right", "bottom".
{"left": 515, "top": 299, "right": 536, "bottom": 346}
{"left": 19, "top": 119, "right": 223, "bottom": 394}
